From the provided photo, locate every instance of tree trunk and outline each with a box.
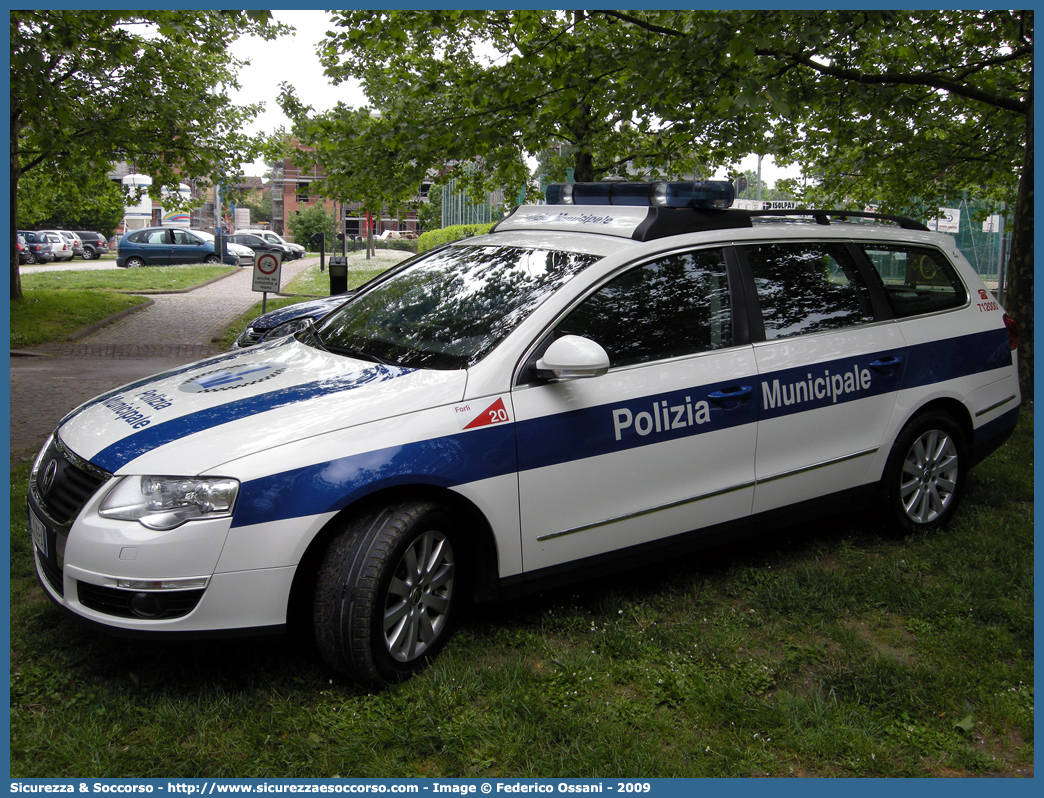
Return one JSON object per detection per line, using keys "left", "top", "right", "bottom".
{"left": 1005, "top": 106, "right": 1033, "bottom": 405}
{"left": 11, "top": 115, "right": 23, "bottom": 300}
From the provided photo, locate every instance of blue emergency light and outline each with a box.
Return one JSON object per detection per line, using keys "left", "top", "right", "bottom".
{"left": 546, "top": 181, "right": 735, "bottom": 209}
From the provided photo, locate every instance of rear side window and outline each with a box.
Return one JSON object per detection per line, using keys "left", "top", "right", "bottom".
{"left": 172, "top": 230, "right": 200, "bottom": 246}
{"left": 556, "top": 248, "right": 732, "bottom": 368}
{"left": 745, "top": 242, "right": 874, "bottom": 340}
{"left": 860, "top": 245, "right": 967, "bottom": 318}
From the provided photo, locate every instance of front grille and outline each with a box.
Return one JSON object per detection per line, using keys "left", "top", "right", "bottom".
{"left": 77, "top": 582, "right": 205, "bottom": 619}
{"left": 237, "top": 327, "right": 265, "bottom": 347}
{"left": 31, "top": 436, "right": 108, "bottom": 526}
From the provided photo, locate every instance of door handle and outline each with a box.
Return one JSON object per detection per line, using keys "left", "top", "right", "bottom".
{"left": 708, "top": 386, "right": 753, "bottom": 403}
{"left": 869, "top": 355, "right": 903, "bottom": 370}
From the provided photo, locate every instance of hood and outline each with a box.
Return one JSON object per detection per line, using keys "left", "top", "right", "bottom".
{"left": 57, "top": 338, "right": 467, "bottom": 476}
{"left": 251, "top": 296, "right": 349, "bottom": 330}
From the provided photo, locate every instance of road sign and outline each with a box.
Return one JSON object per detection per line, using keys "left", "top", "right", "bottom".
{"left": 252, "top": 252, "right": 283, "bottom": 293}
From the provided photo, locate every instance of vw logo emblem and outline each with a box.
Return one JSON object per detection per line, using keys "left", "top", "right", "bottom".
{"left": 40, "top": 459, "right": 58, "bottom": 496}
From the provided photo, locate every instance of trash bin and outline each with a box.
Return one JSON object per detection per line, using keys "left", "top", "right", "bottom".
{"left": 328, "top": 257, "right": 348, "bottom": 296}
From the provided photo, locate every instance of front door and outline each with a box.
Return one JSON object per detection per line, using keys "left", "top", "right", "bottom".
{"left": 513, "top": 247, "right": 759, "bottom": 574}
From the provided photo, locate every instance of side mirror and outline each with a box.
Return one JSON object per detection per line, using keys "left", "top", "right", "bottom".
{"left": 534, "top": 335, "right": 610, "bottom": 381}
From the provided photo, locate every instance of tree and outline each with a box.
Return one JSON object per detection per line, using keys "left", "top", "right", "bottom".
{"left": 20, "top": 165, "right": 125, "bottom": 237}
{"left": 10, "top": 10, "right": 285, "bottom": 299}
{"left": 276, "top": 88, "right": 436, "bottom": 257}
{"left": 286, "top": 203, "right": 337, "bottom": 252}
{"left": 318, "top": 11, "right": 743, "bottom": 198}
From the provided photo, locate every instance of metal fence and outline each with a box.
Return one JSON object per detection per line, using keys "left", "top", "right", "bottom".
{"left": 441, "top": 179, "right": 504, "bottom": 227}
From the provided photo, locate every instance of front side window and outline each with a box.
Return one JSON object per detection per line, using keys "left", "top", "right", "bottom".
{"left": 554, "top": 249, "right": 732, "bottom": 368}
{"left": 860, "top": 244, "right": 966, "bottom": 318}
{"left": 314, "top": 245, "right": 599, "bottom": 369}
{"left": 746, "top": 242, "right": 874, "bottom": 340}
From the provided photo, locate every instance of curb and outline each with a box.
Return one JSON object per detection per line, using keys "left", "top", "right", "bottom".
{"left": 10, "top": 298, "right": 157, "bottom": 356}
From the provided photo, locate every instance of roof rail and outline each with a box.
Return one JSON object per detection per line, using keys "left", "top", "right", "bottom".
{"left": 741, "top": 208, "right": 929, "bottom": 231}
{"left": 632, "top": 206, "right": 929, "bottom": 242}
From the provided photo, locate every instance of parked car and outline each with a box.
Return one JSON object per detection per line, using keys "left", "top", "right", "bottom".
{"left": 18, "top": 231, "right": 55, "bottom": 264}
{"left": 37, "top": 230, "right": 74, "bottom": 262}
{"left": 233, "top": 295, "right": 350, "bottom": 348}
{"left": 237, "top": 228, "right": 306, "bottom": 259}
{"left": 117, "top": 226, "right": 238, "bottom": 268}
{"left": 227, "top": 232, "right": 295, "bottom": 261}
{"left": 192, "top": 230, "right": 255, "bottom": 267}
{"left": 27, "top": 180, "right": 1020, "bottom": 687}
{"left": 75, "top": 231, "right": 111, "bottom": 260}
{"left": 17, "top": 234, "right": 32, "bottom": 265}
{"left": 37, "top": 231, "right": 73, "bottom": 261}
{"left": 59, "top": 231, "right": 86, "bottom": 259}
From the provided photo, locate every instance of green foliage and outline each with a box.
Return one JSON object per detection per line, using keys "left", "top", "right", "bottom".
{"left": 10, "top": 10, "right": 287, "bottom": 298}
{"left": 239, "top": 189, "right": 272, "bottom": 226}
{"left": 22, "top": 167, "right": 125, "bottom": 237}
{"left": 417, "top": 224, "right": 494, "bottom": 253}
{"left": 286, "top": 204, "right": 338, "bottom": 250}
{"left": 274, "top": 93, "right": 428, "bottom": 219}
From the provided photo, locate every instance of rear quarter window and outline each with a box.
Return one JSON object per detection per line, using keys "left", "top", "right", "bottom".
{"left": 859, "top": 245, "right": 967, "bottom": 318}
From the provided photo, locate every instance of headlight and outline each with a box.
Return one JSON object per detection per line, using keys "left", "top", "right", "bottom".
{"left": 269, "top": 317, "right": 315, "bottom": 339}
{"left": 99, "top": 476, "right": 239, "bottom": 530}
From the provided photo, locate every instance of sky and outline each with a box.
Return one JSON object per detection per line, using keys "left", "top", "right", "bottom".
{"left": 231, "top": 9, "right": 800, "bottom": 186}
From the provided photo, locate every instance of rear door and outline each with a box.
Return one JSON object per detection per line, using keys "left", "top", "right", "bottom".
{"left": 738, "top": 240, "right": 906, "bottom": 513}
{"left": 135, "top": 229, "right": 174, "bottom": 264}
{"left": 513, "top": 246, "right": 759, "bottom": 573}
{"left": 170, "top": 229, "right": 210, "bottom": 264}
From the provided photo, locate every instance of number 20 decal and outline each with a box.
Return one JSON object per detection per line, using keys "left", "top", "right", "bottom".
{"left": 455, "top": 397, "right": 512, "bottom": 430}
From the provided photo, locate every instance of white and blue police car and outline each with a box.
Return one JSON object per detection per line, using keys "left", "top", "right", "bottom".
{"left": 28, "top": 181, "right": 1021, "bottom": 686}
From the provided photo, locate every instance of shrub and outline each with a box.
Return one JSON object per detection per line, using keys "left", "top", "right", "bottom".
{"left": 417, "top": 223, "right": 494, "bottom": 253}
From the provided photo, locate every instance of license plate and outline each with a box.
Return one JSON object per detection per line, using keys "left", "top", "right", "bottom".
{"left": 29, "top": 507, "right": 48, "bottom": 558}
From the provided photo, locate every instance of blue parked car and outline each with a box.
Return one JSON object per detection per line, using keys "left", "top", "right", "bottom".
{"left": 117, "top": 226, "right": 238, "bottom": 268}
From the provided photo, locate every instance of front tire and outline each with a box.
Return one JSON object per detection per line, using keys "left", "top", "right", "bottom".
{"left": 314, "top": 501, "right": 458, "bottom": 686}
{"left": 204, "top": 254, "right": 220, "bottom": 264}
{"left": 879, "top": 410, "right": 966, "bottom": 535}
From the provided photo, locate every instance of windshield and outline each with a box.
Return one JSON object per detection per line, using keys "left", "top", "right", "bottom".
{"left": 312, "top": 244, "right": 599, "bottom": 370}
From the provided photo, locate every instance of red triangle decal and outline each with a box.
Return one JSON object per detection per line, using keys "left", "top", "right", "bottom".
{"left": 463, "top": 397, "right": 509, "bottom": 429}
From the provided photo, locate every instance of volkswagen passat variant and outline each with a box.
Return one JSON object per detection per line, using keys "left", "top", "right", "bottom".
{"left": 29, "top": 181, "right": 1020, "bottom": 686}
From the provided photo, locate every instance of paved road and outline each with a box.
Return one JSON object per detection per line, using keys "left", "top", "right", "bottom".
{"left": 10, "top": 258, "right": 320, "bottom": 468}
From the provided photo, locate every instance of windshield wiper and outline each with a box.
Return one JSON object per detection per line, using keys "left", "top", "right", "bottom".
{"left": 323, "top": 343, "right": 399, "bottom": 367}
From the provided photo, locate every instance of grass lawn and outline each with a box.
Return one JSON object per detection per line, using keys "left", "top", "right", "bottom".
{"left": 21, "top": 264, "right": 233, "bottom": 292}
{"left": 8, "top": 412, "right": 1033, "bottom": 778}
{"left": 11, "top": 265, "right": 236, "bottom": 349}
{"left": 10, "top": 290, "right": 149, "bottom": 349}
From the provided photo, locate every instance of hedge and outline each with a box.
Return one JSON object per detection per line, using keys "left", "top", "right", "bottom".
{"left": 417, "top": 223, "right": 494, "bottom": 253}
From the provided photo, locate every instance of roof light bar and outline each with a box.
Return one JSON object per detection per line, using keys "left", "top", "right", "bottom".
{"left": 546, "top": 181, "right": 735, "bottom": 210}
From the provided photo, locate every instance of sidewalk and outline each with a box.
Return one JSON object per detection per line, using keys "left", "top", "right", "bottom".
{"left": 10, "top": 258, "right": 319, "bottom": 467}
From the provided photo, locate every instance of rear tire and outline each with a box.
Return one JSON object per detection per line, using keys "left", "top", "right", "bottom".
{"left": 313, "top": 501, "right": 458, "bottom": 687}
{"left": 124, "top": 256, "right": 145, "bottom": 269}
{"left": 879, "top": 410, "right": 967, "bottom": 535}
